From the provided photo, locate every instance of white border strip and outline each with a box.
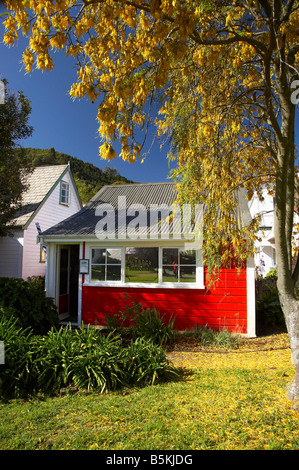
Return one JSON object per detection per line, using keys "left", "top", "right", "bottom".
{"left": 246, "top": 257, "right": 256, "bottom": 337}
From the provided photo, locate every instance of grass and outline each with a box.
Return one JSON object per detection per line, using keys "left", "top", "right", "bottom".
{"left": 0, "top": 332, "right": 299, "bottom": 450}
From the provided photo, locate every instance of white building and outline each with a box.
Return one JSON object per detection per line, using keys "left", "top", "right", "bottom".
{"left": 248, "top": 186, "right": 299, "bottom": 277}
{"left": 0, "top": 164, "right": 82, "bottom": 280}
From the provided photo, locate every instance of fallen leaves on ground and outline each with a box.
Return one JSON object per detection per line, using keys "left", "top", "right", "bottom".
{"left": 166, "top": 333, "right": 292, "bottom": 371}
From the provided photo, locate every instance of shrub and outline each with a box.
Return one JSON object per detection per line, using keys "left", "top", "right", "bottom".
{"left": 0, "top": 277, "right": 58, "bottom": 334}
{"left": 37, "top": 325, "right": 80, "bottom": 395}
{"left": 71, "top": 327, "right": 127, "bottom": 393}
{"left": 265, "top": 269, "right": 277, "bottom": 280}
{"left": 184, "top": 325, "right": 243, "bottom": 349}
{"left": 256, "top": 282, "right": 285, "bottom": 328}
{"left": 0, "top": 322, "right": 179, "bottom": 398}
{"left": 0, "top": 313, "right": 40, "bottom": 397}
{"left": 123, "top": 337, "right": 179, "bottom": 386}
{"left": 116, "top": 294, "right": 175, "bottom": 346}
{"left": 131, "top": 307, "right": 175, "bottom": 346}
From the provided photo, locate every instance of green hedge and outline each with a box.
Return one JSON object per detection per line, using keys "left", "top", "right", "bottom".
{"left": 0, "top": 277, "right": 58, "bottom": 334}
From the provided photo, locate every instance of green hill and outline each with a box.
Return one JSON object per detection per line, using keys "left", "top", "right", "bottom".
{"left": 20, "top": 147, "right": 135, "bottom": 203}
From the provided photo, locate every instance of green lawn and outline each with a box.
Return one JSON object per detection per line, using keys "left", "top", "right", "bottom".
{"left": 0, "top": 333, "right": 298, "bottom": 450}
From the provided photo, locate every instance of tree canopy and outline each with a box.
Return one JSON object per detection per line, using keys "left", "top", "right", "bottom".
{"left": 0, "top": 80, "right": 33, "bottom": 236}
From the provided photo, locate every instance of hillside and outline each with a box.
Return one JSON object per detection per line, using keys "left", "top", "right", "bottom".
{"left": 19, "top": 147, "right": 135, "bottom": 203}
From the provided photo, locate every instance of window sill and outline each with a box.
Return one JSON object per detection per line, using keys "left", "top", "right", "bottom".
{"left": 83, "top": 281, "right": 205, "bottom": 290}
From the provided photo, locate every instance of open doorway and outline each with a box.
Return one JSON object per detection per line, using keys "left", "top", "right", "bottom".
{"left": 58, "top": 245, "right": 79, "bottom": 323}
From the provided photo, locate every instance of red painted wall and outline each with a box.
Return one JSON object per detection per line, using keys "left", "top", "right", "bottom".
{"left": 81, "top": 267, "right": 248, "bottom": 333}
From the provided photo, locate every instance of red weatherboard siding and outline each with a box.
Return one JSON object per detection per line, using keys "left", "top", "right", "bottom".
{"left": 81, "top": 267, "right": 248, "bottom": 333}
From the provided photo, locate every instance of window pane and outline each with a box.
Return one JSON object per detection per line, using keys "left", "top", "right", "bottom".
{"left": 92, "top": 248, "right": 121, "bottom": 264}
{"left": 162, "top": 265, "right": 179, "bottom": 283}
{"left": 107, "top": 265, "right": 121, "bottom": 281}
{"left": 180, "top": 266, "right": 196, "bottom": 282}
{"left": 162, "top": 248, "right": 197, "bottom": 283}
{"left": 180, "top": 250, "right": 196, "bottom": 265}
{"left": 125, "top": 247, "right": 158, "bottom": 283}
{"left": 60, "top": 182, "right": 70, "bottom": 204}
{"left": 91, "top": 248, "right": 122, "bottom": 281}
{"left": 92, "top": 248, "right": 105, "bottom": 264}
{"left": 106, "top": 249, "right": 121, "bottom": 264}
{"left": 91, "top": 265, "right": 105, "bottom": 281}
{"left": 163, "top": 248, "right": 178, "bottom": 265}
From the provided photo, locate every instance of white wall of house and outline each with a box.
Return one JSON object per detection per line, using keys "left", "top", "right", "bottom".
{"left": 0, "top": 230, "right": 24, "bottom": 278}
{"left": 249, "top": 186, "right": 299, "bottom": 276}
{"left": 249, "top": 188, "right": 276, "bottom": 276}
{"left": 22, "top": 171, "right": 81, "bottom": 280}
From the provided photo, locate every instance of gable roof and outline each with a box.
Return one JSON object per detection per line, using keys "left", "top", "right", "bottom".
{"left": 10, "top": 164, "right": 78, "bottom": 228}
{"left": 41, "top": 182, "right": 177, "bottom": 238}
{"left": 40, "top": 182, "right": 252, "bottom": 240}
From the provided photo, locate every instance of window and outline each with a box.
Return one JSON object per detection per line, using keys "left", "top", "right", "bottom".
{"left": 162, "top": 248, "right": 196, "bottom": 283}
{"left": 125, "top": 247, "right": 158, "bottom": 283}
{"left": 60, "top": 181, "right": 70, "bottom": 205}
{"left": 91, "top": 248, "right": 121, "bottom": 281}
{"left": 88, "top": 245, "right": 203, "bottom": 288}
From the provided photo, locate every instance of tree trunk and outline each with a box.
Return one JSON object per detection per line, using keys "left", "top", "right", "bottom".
{"left": 274, "top": 102, "right": 299, "bottom": 405}
{"left": 278, "top": 292, "right": 299, "bottom": 405}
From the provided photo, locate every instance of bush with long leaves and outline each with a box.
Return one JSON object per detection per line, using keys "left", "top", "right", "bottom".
{"left": 71, "top": 327, "right": 128, "bottom": 392}
{"left": 0, "top": 320, "right": 179, "bottom": 397}
{"left": 0, "top": 313, "right": 40, "bottom": 397}
{"left": 122, "top": 337, "right": 179, "bottom": 386}
{"left": 112, "top": 294, "right": 176, "bottom": 346}
{"left": 37, "top": 325, "right": 80, "bottom": 395}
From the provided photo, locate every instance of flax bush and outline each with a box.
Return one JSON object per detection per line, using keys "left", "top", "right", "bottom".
{"left": 37, "top": 325, "right": 80, "bottom": 395}
{"left": 183, "top": 325, "right": 243, "bottom": 349}
{"left": 0, "top": 320, "right": 179, "bottom": 398}
{"left": 106, "top": 294, "right": 176, "bottom": 346}
{"left": 0, "top": 313, "right": 40, "bottom": 397}
{"left": 71, "top": 328, "right": 127, "bottom": 393}
{"left": 122, "top": 337, "right": 179, "bottom": 386}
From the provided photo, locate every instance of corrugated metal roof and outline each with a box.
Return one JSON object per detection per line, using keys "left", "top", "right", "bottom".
{"left": 41, "top": 182, "right": 252, "bottom": 239}
{"left": 10, "top": 165, "right": 68, "bottom": 227}
{"left": 41, "top": 182, "right": 178, "bottom": 238}
{"left": 89, "top": 181, "right": 177, "bottom": 208}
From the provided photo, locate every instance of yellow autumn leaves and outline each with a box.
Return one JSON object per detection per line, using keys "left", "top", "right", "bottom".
{"left": 2, "top": 0, "right": 218, "bottom": 164}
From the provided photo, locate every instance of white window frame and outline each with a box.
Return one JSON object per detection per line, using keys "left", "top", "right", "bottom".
{"left": 60, "top": 181, "right": 70, "bottom": 205}
{"left": 161, "top": 247, "right": 197, "bottom": 284}
{"left": 90, "top": 247, "right": 122, "bottom": 282}
{"left": 84, "top": 243, "right": 204, "bottom": 289}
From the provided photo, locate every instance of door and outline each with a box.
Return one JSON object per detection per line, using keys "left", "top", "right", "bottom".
{"left": 58, "top": 245, "right": 80, "bottom": 322}
{"left": 58, "top": 246, "right": 70, "bottom": 320}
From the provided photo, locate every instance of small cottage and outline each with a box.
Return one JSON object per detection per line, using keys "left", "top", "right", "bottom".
{"left": 0, "top": 164, "right": 82, "bottom": 280}
{"left": 40, "top": 182, "right": 256, "bottom": 335}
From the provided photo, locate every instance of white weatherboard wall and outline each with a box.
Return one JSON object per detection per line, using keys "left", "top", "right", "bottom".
{"left": 22, "top": 171, "right": 81, "bottom": 280}
{"left": 0, "top": 230, "right": 23, "bottom": 278}
{"left": 249, "top": 187, "right": 299, "bottom": 276}
{"left": 248, "top": 188, "right": 276, "bottom": 276}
